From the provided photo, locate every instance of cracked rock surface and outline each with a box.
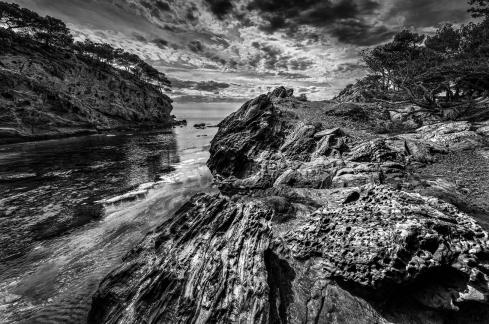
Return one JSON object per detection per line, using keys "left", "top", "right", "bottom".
{"left": 89, "top": 88, "right": 489, "bottom": 323}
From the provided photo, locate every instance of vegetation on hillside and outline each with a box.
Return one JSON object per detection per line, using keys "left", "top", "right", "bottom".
{"left": 0, "top": 1, "right": 171, "bottom": 92}
{"left": 343, "top": 0, "right": 489, "bottom": 118}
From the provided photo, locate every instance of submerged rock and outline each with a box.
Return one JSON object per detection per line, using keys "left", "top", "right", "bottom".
{"left": 89, "top": 88, "right": 489, "bottom": 323}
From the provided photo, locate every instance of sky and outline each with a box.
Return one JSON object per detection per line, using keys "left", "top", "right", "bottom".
{"left": 12, "top": 0, "right": 473, "bottom": 102}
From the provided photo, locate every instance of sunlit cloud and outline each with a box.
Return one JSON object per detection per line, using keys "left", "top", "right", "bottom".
{"left": 12, "top": 0, "right": 473, "bottom": 101}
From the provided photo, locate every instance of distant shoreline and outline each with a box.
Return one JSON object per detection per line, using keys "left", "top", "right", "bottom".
{"left": 0, "top": 123, "right": 177, "bottom": 146}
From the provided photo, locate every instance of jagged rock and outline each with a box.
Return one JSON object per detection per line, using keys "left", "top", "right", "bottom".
{"left": 90, "top": 90, "right": 489, "bottom": 323}
{"left": 89, "top": 193, "right": 274, "bottom": 323}
{"left": 270, "top": 86, "right": 294, "bottom": 99}
{"left": 279, "top": 186, "right": 489, "bottom": 291}
{"left": 208, "top": 93, "right": 489, "bottom": 194}
{"left": 415, "top": 122, "right": 485, "bottom": 150}
{"left": 314, "top": 127, "right": 344, "bottom": 139}
{"left": 207, "top": 93, "right": 291, "bottom": 181}
{"left": 333, "top": 82, "right": 384, "bottom": 103}
{"left": 477, "top": 125, "right": 489, "bottom": 136}
{"left": 89, "top": 185, "right": 489, "bottom": 323}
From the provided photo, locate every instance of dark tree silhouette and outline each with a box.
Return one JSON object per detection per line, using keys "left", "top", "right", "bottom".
{"left": 469, "top": 0, "right": 489, "bottom": 17}
{"left": 72, "top": 38, "right": 171, "bottom": 91}
{"left": 0, "top": 1, "right": 171, "bottom": 93}
{"left": 348, "top": 0, "right": 489, "bottom": 118}
{"left": 33, "top": 15, "right": 73, "bottom": 47}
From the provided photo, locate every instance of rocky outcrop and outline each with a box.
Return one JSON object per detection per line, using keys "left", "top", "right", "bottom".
{"left": 0, "top": 43, "right": 173, "bottom": 144}
{"left": 89, "top": 88, "right": 489, "bottom": 323}
{"left": 333, "top": 81, "right": 388, "bottom": 103}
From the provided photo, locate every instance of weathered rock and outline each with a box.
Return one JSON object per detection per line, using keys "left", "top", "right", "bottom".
{"left": 207, "top": 93, "right": 291, "bottom": 181}
{"left": 89, "top": 193, "right": 274, "bottom": 323}
{"left": 415, "top": 122, "right": 485, "bottom": 150}
{"left": 477, "top": 125, "right": 489, "bottom": 136}
{"left": 89, "top": 185, "right": 489, "bottom": 323}
{"left": 270, "top": 86, "right": 294, "bottom": 99}
{"left": 314, "top": 127, "right": 344, "bottom": 139}
{"left": 90, "top": 88, "right": 489, "bottom": 323}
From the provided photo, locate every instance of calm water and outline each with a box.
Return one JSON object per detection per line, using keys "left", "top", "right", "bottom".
{"left": 0, "top": 102, "right": 239, "bottom": 323}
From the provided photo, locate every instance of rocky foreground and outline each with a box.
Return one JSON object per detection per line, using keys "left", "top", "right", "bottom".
{"left": 89, "top": 88, "right": 489, "bottom": 323}
{"left": 0, "top": 41, "right": 173, "bottom": 144}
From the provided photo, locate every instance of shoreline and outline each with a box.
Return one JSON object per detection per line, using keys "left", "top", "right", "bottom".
{"left": 0, "top": 122, "right": 185, "bottom": 146}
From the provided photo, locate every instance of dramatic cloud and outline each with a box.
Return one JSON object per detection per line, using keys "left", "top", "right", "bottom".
{"left": 289, "top": 58, "right": 314, "bottom": 71}
{"left": 330, "top": 21, "right": 396, "bottom": 46}
{"left": 155, "top": 1, "right": 171, "bottom": 12}
{"left": 204, "top": 0, "right": 233, "bottom": 19}
{"left": 152, "top": 38, "right": 169, "bottom": 48}
{"left": 388, "top": 0, "right": 470, "bottom": 28}
{"left": 194, "top": 80, "right": 231, "bottom": 91}
{"left": 188, "top": 40, "right": 204, "bottom": 53}
{"left": 11, "top": 0, "right": 474, "bottom": 101}
{"left": 171, "top": 79, "right": 231, "bottom": 92}
{"left": 247, "top": 0, "right": 380, "bottom": 31}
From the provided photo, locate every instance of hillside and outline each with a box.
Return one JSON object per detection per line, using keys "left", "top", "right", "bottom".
{"left": 0, "top": 2, "right": 174, "bottom": 145}
{"left": 0, "top": 37, "right": 173, "bottom": 144}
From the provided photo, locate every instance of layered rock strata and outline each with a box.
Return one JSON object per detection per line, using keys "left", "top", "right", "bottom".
{"left": 89, "top": 88, "right": 489, "bottom": 323}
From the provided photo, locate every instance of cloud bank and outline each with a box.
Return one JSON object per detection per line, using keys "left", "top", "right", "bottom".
{"left": 13, "top": 0, "right": 472, "bottom": 101}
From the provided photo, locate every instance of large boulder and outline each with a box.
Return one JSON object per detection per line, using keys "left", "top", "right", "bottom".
{"left": 89, "top": 185, "right": 489, "bottom": 323}
{"left": 89, "top": 90, "right": 489, "bottom": 323}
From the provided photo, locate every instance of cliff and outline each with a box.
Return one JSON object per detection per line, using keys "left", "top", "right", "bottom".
{"left": 89, "top": 88, "right": 489, "bottom": 323}
{"left": 0, "top": 39, "right": 173, "bottom": 144}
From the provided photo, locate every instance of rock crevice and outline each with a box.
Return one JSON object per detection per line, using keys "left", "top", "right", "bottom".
{"left": 89, "top": 88, "right": 489, "bottom": 323}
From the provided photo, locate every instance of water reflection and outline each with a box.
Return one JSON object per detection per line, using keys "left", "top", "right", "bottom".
{"left": 0, "top": 101, "right": 241, "bottom": 323}
{"left": 0, "top": 131, "right": 179, "bottom": 261}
